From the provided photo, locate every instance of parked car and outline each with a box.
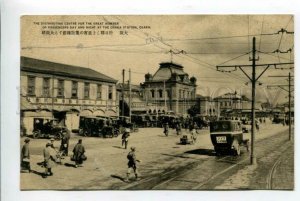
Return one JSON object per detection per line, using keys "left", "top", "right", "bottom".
{"left": 32, "top": 117, "right": 65, "bottom": 139}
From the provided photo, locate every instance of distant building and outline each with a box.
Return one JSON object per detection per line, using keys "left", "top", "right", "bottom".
{"left": 20, "top": 56, "right": 118, "bottom": 134}
{"left": 197, "top": 95, "right": 219, "bottom": 117}
{"left": 213, "top": 92, "right": 262, "bottom": 117}
{"left": 140, "top": 62, "right": 197, "bottom": 115}
{"left": 116, "top": 83, "right": 147, "bottom": 115}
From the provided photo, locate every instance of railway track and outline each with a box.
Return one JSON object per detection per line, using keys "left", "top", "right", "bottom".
{"left": 266, "top": 142, "right": 293, "bottom": 190}
{"left": 122, "top": 129, "right": 291, "bottom": 190}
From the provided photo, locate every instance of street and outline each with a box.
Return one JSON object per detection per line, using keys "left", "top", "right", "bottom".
{"left": 20, "top": 120, "right": 293, "bottom": 190}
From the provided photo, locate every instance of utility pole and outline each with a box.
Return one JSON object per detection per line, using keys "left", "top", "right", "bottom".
{"left": 251, "top": 37, "right": 257, "bottom": 165}
{"left": 268, "top": 73, "right": 294, "bottom": 140}
{"left": 129, "top": 69, "right": 132, "bottom": 123}
{"left": 164, "top": 80, "right": 167, "bottom": 111}
{"left": 122, "top": 69, "right": 125, "bottom": 117}
{"left": 217, "top": 37, "right": 294, "bottom": 165}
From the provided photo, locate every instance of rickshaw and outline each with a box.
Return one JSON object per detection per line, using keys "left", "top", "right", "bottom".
{"left": 210, "top": 120, "right": 249, "bottom": 156}
{"left": 32, "top": 117, "right": 65, "bottom": 139}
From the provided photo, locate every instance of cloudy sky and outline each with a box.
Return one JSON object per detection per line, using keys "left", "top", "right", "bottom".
{"left": 21, "top": 15, "right": 294, "bottom": 104}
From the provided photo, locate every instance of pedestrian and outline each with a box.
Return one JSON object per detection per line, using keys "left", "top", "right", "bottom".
{"left": 255, "top": 120, "right": 260, "bottom": 132}
{"left": 21, "top": 138, "right": 31, "bottom": 173}
{"left": 125, "top": 146, "right": 141, "bottom": 182}
{"left": 175, "top": 122, "right": 181, "bottom": 135}
{"left": 60, "top": 128, "right": 70, "bottom": 156}
{"left": 122, "top": 128, "right": 130, "bottom": 149}
{"left": 163, "top": 122, "right": 169, "bottom": 136}
{"left": 72, "top": 139, "right": 86, "bottom": 168}
{"left": 190, "top": 128, "right": 197, "bottom": 143}
{"left": 43, "top": 142, "right": 57, "bottom": 178}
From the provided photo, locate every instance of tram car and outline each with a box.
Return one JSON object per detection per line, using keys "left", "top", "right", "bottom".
{"left": 210, "top": 120, "right": 249, "bottom": 156}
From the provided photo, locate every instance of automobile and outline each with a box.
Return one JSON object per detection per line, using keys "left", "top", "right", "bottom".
{"left": 101, "top": 126, "right": 119, "bottom": 138}
{"left": 114, "top": 116, "right": 139, "bottom": 133}
{"left": 210, "top": 120, "right": 249, "bottom": 156}
{"left": 32, "top": 117, "right": 65, "bottom": 139}
{"left": 79, "top": 116, "right": 106, "bottom": 137}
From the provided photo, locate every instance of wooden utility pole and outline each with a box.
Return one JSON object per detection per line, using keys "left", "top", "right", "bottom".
{"left": 122, "top": 69, "right": 125, "bottom": 117}
{"left": 250, "top": 37, "right": 257, "bottom": 165}
{"left": 129, "top": 69, "right": 132, "bottom": 123}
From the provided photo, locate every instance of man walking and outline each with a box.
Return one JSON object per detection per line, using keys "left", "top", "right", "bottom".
{"left": 43, "top": 142, "right": 57, "bottom": 178}
{"left": 121, "top": 128, "right": 130, "bottom": 149}
{"left": 21, "top": 138, "right": 31, "bottom": 173}
{"left": 163, "top": 122, "right": 169, "bottom": 136}
{"left": 60, "top": 128, "right": 71, "bottom": 156}
{"left": 72, "top": 139, "right": 86, "bottom": 168}
{"left": 125, "top": 147, "right": 141, "bottom": 182}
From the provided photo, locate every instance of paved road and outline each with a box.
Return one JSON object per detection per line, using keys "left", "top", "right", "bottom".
{"left": 20, "top": 121, "right": 292, "bottom": 190}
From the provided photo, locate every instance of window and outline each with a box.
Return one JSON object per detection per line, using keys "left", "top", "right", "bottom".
{"left": 71, "top": 81, "right": 78, "bottom": 98}
{"left": 108, "top": 85, "right": 113, "bottom": 100}
{"left": 27, "top": 76, "right": 35, "bottom": 96}
{"left": 158, "top": 89, "right": 163, "bottom": 98}
{"left": 179, "top": 89, "right": 182, "bottom": 99}
{"left": 43, "top": 78, "right": 50, "bottom": 97}
{"left": 151, "top": 90, "right": 155, "bottom": 98}
{"left": 57, "top": 79, "right": 64, "bottom": 97}
{"left": 97, "top": 84, "right": 102, "bottom": 99}
{"left": 167, "top": 90, "right": 171, "bottom": 98}
{"left": 84, "top": 82, "right": 90, "bottom": 99}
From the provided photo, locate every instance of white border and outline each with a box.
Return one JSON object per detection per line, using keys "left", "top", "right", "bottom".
{"left": 1, "top": 0, "right": 299, "bottom": 201}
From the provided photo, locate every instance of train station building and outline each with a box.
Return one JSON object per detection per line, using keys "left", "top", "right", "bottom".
{"left": 140, "top": 62, "right": 197, "bottom": 115}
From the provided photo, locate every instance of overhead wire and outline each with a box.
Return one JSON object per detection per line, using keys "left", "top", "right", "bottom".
{"left": 111, "top": 15, "right": 249, "bottom": 83}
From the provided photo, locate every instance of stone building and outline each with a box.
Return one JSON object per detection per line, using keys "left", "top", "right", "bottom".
{"left": 140, "top": 62, "right": 197, "bottom": 115}
{"left": 20, "top": 56, "right": 118, "bottom": 134}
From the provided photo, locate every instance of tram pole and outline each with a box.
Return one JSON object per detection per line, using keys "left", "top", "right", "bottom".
{"left": 250, "top": 37, "right": 257, "bottom": 165}
{"left": 288, "top": 72, "right": 292, "bottom": 140}
{"left": 122, "top": 69, "right": 125, "bottom": 117}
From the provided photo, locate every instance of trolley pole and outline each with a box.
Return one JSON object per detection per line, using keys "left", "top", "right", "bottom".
{"left": 250, "top": 37, "right": 257, "bottom": 165}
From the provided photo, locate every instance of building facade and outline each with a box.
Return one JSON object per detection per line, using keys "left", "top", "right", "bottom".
{"left": 116, "top": 83, "right": 147, "bottom": 116}
{"left": 140, "top": 62, "right": 197, "bottom": 115}
{"left": 21, "top": 56, "right": 118, "bottom": 134}
{"left": 197, "top": 95, "right": 220, "bottom": 117}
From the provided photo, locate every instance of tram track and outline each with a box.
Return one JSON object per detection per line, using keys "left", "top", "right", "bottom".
{"left": 266, "top": 142, "right": 293, "bottom": 190}
{"left": 122, "top": 128, "right": 290, "bottom": 190}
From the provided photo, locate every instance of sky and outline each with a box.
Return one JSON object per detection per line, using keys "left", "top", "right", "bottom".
{"left": 21, "top": 15, "right": 294, "bottom": 105}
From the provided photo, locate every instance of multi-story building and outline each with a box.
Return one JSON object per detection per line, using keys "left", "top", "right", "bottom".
{"left": 116, "top": 83, "right": 147, "bottom": 115}
{"left": 197, "top": 95, "right": 220, "bottom": 117}
{"left": 140, "top": 62, "right": 197, "bottom": 115}
{"left": 20, "top": 56, "right": 118, "bottom": 134}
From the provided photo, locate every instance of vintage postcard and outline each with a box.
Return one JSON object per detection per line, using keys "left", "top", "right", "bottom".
{"left": 20, "top": 15, "right": 294, "bottom": 190}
